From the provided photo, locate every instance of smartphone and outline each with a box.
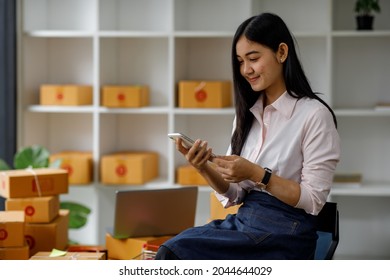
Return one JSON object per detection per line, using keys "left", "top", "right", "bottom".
{"left": 167, "top": 132, "right": 195, "bottom": 149}
{"left": 168, "top": 132, "right": 216, "bottom": 158}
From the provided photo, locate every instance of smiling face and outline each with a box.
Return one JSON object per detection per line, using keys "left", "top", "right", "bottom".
{"left": 236, "top": 35, "right": 287, "bottom": 102}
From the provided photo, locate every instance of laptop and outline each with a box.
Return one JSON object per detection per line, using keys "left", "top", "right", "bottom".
{"left": 111, "top": 186, "right": 198, "bottom": 238}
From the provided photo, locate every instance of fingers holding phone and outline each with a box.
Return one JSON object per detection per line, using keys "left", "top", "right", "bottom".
{"left": 168, "top": 132, "right": 215, "bottom": 160}
{"left": 183, "top": 139, "right": 213, "bottom": 171}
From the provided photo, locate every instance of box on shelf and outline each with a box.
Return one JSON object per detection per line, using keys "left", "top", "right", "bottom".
{"left": 105, "top": 232, "right": 172, "bottom": 260}
{"left": 101, "top": 85, "right": 149, "bottom": 108}
{"left": 25, "top": 209, "right": 69, "bottom": 257}
{"left": 0, "top": 211, "right": 25, "bottom": 248}
{"left": 0, "top": 244, "right": 30, "bottom": 260}
{"left": 209, "top": 192, "right": 241, "bottom": 221}
{"left": 100, "top": 152, "right": 159, "bottom": 185}
{"left": 0, "top": 168, "right": 68, "bottom": 199}
{"left": 6, "top": 196, "right": 60, "bottom": 223}
{"left": 178, "top": 80, "right": 232, "bottom": 108}
{"left": 30, "top": 251, "right": 106, "bottom": 260}
{"left": 333, "top": 173, "right": 362, "bottom": 188}
{"left": 40, "top": 84, "right": 93, "bottom": 106}
{"left": 49, "top": 151, "right": 93, "bottom": 185}
{"left": 176, "top": 165, "right": 208, "bottom": 186}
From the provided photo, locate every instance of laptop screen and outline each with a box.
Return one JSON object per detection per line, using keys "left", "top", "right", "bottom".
{"left": 112, "top": 186, "right": 198, "bottom": 238}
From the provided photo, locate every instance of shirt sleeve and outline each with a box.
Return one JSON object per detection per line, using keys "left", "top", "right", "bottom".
{"left": 214, "top": 180, "right": 253, "bottom": 208}
{"left": 296, "top": 107, "right": 341, "bottom": 215}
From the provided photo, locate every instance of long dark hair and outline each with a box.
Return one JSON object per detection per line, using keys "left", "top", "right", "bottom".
{"left": 230, "top": 13, "right": 337, "bottom": 155}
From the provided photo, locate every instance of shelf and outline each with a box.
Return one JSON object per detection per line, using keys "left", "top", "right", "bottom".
{"left": 335, "top": 108, "right": 390, "bottom": 117}
{"left": 331, "top": 183, "right": 390, "bottom": 197}
{"left": 332, "top": 30, "right": 390, "bottom": 37}
{"left": 28, "top": 105, "right": 95, "bottom": 113}
{"left": 98, "top": 106, "right": 170, "bottom": 114}
{"left": 174, "top": 108, "right": 235, "bottom": 115}
{"left": 96, "top": 178, "right": 170, "bottom": 191}
{"left": 98, "top": 31, "right": 170, "bottom": 38}
{"left": 174, "top": 31, "right": 234, "bottom": 38}
{"left": 24, "top": 31, "right": 95, "bottom": 38}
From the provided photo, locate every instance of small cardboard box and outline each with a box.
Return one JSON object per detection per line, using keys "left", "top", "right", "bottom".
{"left": 100, "top": 152, "right": 159, "bottom": 185}
{"left": 176, "top": 165, "right": 208, "bottom": 186}
{"left": 101, "top": 85, "right": 149, "bottom": 108}
{"left": 0, "top": 168, "right": 68, "bottom": 199}
{"left": 67, "top": 244, "right": 108, "bottom": 260}
{"left": 30, "top": 251, "right": 105, "bottom": 260}
{"left": 178, "top": 80, "right": 232, "bottom": 108}
{"left": 209, "top": 192, "right": 241, "bottom": 221}
{"left": 105, "top": 232, "right": 172, "bottom": 260}
{"left": 25, "top": 209, "right": 69, "bottom": 257}
{"left": 0, "top": 211, "right": 25, "bottom": 247}
{"left": 6, "top": 196, "right": 60, "bottom": 223}
{"left": 50, "top": 151, "right": 93, "bottom": 185}
{"left": 0, "top": 244, "right": 30, "bottom": 260}
{"left": 40, "top": 84, "right": 93, "bottom": 106}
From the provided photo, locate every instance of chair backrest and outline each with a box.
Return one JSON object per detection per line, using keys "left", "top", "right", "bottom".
{"left": 314, "top": 202, "right": 339, "bottom": 260}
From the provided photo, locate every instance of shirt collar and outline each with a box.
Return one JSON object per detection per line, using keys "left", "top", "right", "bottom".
{"left": 250, "top": 91, "right": 298, "bottom": 119}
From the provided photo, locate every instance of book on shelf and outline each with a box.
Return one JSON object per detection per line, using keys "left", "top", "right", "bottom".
{"left": 332, "top": 173, "right": 362, "bottom": 188}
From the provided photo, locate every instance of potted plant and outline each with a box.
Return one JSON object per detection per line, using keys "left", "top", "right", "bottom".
{"left": 354, "top": 0, "right": 381, "bottom": 30}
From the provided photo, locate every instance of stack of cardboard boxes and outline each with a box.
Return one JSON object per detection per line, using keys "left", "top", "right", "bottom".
{"left": 0, "top": 168, "right": 69, "bottom": 259}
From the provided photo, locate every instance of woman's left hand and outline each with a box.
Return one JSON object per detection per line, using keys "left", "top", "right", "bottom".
{"left": 211, "top": 155, "right": 256, "bottom": 183}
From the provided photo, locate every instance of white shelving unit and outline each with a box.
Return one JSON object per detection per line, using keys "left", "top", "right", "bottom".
{"left": 17, "top": 0, "right": 390, "bottom": 259}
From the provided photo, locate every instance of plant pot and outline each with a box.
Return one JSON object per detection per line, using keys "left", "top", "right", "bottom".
{"left": 356, "top": 15, "right": 374, "bottom": 30}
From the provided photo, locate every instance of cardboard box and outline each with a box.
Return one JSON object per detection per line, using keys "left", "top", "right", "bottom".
{"left": 100, "top": 152, "right": 159, "bottom": 185}
{"left": 105, "top": 232, "right": 172, "bottom": 260}
{"left": 0, "top": 211, "right": 25, "bottom": 247}
{"left": 101, "top": 85, "right": 149, "bottom": 108}
{"left": 67, "top": 244, "right": 108, "bottom": 260}
{"left": 209, "top": 192, "right": 240, "bottom": 220}
{"left": 0, "top": 244, "right": 30, "bottom": 260}
{"left": 30, "top": 251, "right": 105, "bottom": 260}
{"left": 40, "top": 84, "right": 93, "bottom": 106}
{"left": 6, "top": 196, "right": 60, "bottom": 223}
{"left": 178, "top": 80, "right": 232, "bottom": 108}
{"left": 0, "top": 168, "right": 68, "bottom": 198}
{"left": 50, "top": 151, "right": 93, "bottom": 185}
{"left": 25, "top": 209, "right": 69, "bottom": 257}
{"left": 176, "top": 165, "right": 208, "bottom": 186}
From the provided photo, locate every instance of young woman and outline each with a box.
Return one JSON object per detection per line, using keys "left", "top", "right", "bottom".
{"left": 155, "top": 12, "right": 340, "bottom": 260}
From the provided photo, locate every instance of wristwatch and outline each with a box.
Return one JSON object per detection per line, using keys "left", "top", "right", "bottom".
{"left": 255, "top": 167, "right": 272, "bottom": 191}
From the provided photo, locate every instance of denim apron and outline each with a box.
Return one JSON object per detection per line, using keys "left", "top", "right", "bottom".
{"left": 159, "top": 191, "right": 318, "bottom": 260}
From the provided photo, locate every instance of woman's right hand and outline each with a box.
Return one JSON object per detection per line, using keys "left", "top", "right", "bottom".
{"left": 176, "top": 138, "right": 213, "bottom": 172}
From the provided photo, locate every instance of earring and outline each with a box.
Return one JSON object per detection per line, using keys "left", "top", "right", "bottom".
{"left": 280, "top": 58, "right": 283, "bottom": 63}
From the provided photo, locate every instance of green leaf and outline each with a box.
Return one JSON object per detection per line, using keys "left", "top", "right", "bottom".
{"left": 14, "top": 145, "right": 50, "bottom": 169}
{"left": 60, "top": 201, "right": 91, "bottom": 229}
{"left": 0, "top": 159, "right": 11, "bottom": 170}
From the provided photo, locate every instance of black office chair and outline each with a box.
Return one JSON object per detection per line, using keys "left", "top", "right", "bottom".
{"left": 314, "top": 202, "right": 339, "bottom": 260}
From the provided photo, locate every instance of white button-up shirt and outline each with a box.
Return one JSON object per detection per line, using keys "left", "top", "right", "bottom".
{"left": 216, "top": 92, "right": 341, "bottom": 215}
